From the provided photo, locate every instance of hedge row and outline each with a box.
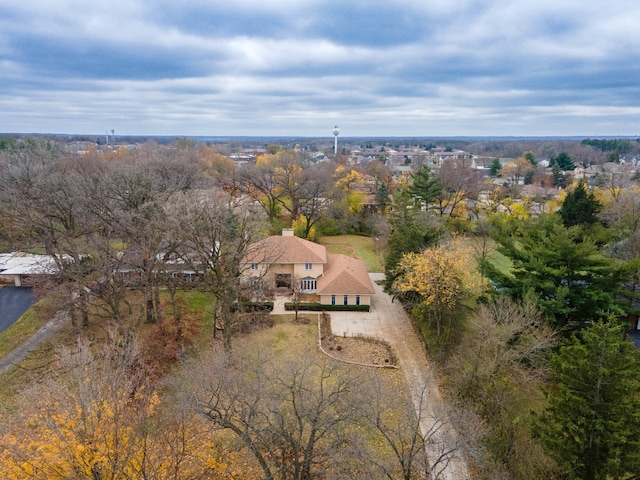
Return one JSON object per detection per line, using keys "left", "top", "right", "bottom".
{"left": 231, "top": 302, "right": 274, "bottom": 313}
{"left": 284, "top": 303, "right": 370, "bottom": 312}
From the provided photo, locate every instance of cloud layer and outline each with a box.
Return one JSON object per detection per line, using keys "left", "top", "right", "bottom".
{"left": 2, "top": 0, "right": 639, "bottom": 136}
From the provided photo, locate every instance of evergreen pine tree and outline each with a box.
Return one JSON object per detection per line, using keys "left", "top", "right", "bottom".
{"left": 534, "top": 320, "right": 640, "bottom": 480}
{"left": 489, "top": 158, "right": 502, "bottom": 177}
{"left": 375, "top": 182, "right": 389, "bottom": 213}
{"left": 383, "top": 187, "right": 442, "bottom": 291}
{"left": 558, "top": 180, "right": 602, "bottom": 227}
{"left": 552, "top": 151, "right": 576, "bottom": 171}
{"left": 524, "top": 151, "right": 537, "bottom": 165}
{"left": 482, "top": 215, "right": 629, "bottom": 333}
{"left": 551, "top": 162, "right": 566, "bottom": 188}
{"left": 408, "top": 165, "right": 441, "bottom": 210}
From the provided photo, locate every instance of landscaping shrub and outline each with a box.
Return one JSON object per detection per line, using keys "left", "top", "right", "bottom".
{"left": 231, "top": 302, "right": 274, "bottom": 313}
{"left": 284, "top": 303, "right": 370, "bottom": 312}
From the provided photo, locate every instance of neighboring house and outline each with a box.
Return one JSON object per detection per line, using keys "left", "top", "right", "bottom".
{"left": 242, "top": 229, "right": 375, "bottom": 306}
{"left": 432, "top": 149, "right": 472, "bottom": 164}
{"left": 310, "top": 152, "right": 329, "bottom": 163}
{"left": 116, "top": 244, "right": 200, "bottom": 285}
{"left": 0, "top": 252, "right": 60, "bottom": 286}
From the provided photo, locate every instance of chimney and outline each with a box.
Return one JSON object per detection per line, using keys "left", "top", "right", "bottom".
{"left": 282, "top": 228, "right": 294, "bottom": 237}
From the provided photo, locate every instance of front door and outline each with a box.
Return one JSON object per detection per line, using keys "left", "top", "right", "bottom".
{"left": 275, "top": 274, "right": 292, "bottom": 289}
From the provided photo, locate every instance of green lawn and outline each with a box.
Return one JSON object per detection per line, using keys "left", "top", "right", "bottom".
{"left": 319, "top": 235, "right": 385, "bottom": 272}
{"left": 454, "top": 235, "right": 513, "bottom": 277}
{"left": 0, "top": 308, "right": 46, "bottom": 359}
{"left": 177, "top": 289, "right": 217, "bottom": 335}
{"left": 487, "top": 247, "right": 512, "bottom": 276}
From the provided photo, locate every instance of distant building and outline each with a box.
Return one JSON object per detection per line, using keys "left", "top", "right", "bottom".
{"left": 0, "top": 252, "right": 60, "bottom": 286}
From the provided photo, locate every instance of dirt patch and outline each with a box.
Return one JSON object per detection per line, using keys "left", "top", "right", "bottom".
{"left": 232, "top": 312, "right": 274, "bottom": 335}
{"left": 319, "top": 312, "right": 397, "bottom": 368}
{"left": 293, "top": 316, "right": 311, "bottom": 325}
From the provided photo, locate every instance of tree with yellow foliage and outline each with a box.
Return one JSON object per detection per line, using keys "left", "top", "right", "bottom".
{"left": 598, "top": 183, "right": 640, "bottom": 235}
{"left": 334, "top": 165, "right": 365, "bottom": 192}
{"left": 500, "top": 157, "right": 534, "bottom": 185}
{"left": 199, "top": 145, "right": 235, "bottom": 185}
{"left": 334, "top": 165, "right": 366, "bottom": 215}
{"left": 0, "top": 333, "right": 253, "bottom": 479}
{"left": 292, "top": 214, "right": 317, "bottom": 241}
{"left": 392, "top": 239, "right": 479, "bottom": 339}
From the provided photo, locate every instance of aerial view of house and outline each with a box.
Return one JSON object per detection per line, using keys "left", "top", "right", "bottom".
{"left": 243, "top": 229, "right": 375, "bottom": 306}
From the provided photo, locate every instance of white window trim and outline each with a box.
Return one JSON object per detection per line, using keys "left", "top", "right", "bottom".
{"left": 300, "top": 277, "right": 317, "bottom": 292}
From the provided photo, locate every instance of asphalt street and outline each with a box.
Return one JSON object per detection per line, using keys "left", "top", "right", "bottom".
{"left": 0, "top": 286, "right": 35, "bottom": 333}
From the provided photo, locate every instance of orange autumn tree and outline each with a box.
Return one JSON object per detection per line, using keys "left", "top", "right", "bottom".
{"left": 392, "top": 239, "right": 479, "bottom": 339}
{"left": 0, "top": 333, "right": 256, "bottom": 480}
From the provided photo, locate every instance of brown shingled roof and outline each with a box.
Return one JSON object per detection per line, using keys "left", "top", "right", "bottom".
{"left": 317, "top": 254, "right": 374, "bottom": 295}
{"left": 244, "top": 235, "right": 327, "bottom": 264}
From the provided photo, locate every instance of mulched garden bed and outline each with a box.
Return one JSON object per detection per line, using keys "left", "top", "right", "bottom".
{"left": 317, "top": 312, "right": 398, "bottom": 368}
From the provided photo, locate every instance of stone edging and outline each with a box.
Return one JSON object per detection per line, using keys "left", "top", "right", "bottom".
{"left": 316, "top": 317, "right": 399, "bottom": 369}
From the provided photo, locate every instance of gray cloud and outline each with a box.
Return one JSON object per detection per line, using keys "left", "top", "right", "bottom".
{"left": 1, "top": 0, "right": 639, "bottom": 136}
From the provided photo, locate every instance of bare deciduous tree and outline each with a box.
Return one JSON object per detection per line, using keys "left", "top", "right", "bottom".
{"left": 168, "top": 188, "right": 267, "bottom": 350}
{"left": 181, "top": 348, "right": 366, "bottom": 480}
{"left": 435, "top": 158, "right": 484, "bottom": 218}
{"left": 445, "top": 297, "right": 558, "bottom": 476}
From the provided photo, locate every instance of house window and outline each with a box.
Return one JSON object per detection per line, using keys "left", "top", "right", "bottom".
{"left": 305, "top": 262, "right": 312, "bottom": 270}
{"left": 356, "top": 295, "right": 360, "bottom": 306}
{"left": 331, "top": 295, "right": 336, "bottom": 305}
{"left": 300, "top": 277, "right": 316, "bottom": 291}
{"left": 343, "top": 295, "right": 348, "bottom": 305}
{"left": 250, "top": 263, "right": 258, "bottom": 270}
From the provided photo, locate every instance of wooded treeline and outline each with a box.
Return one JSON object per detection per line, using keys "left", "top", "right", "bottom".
{"left": 383, "top": 156, "right": 640, "bottom": 478}
{"left": 2, "top": 137, "right": 640, "bottom": 479}
{"left": 0, "top": 139, "right": 465, "bottom": 479}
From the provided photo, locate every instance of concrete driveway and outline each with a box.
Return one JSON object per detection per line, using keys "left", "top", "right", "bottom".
{"left": 331, "top": 273, "right": 469, "bottom": 480}
{"left": 329, "top": 273, "right": 399, "bottom": 340}
{"left": 270, "top": 274, "right": 469, "bottom": 478}
{"left": 0, "top": 286, "right": 35, "bottom": 333}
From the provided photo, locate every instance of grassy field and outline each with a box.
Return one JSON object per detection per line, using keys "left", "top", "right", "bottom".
{"left": 177, "top": 289, "right": 217, "bottom": 335}
{"left": 0, "top": 307, "right": 47, "bottom": 359}
{"left": 318, "top": 234, "right": 385, "bottom": 272}
{"left": 454, "top": 235, "right": 513, "bottom": 276}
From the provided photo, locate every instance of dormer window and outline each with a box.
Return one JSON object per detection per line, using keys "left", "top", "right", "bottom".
{"left": 304, "top": 262, "right": 312, "bottom": 270}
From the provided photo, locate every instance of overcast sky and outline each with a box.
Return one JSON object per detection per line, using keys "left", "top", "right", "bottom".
{"left": 2, "top": 0, "right": 640, "bottom": 137}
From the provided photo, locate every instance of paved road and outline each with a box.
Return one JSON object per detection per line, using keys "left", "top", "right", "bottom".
{"left": 330, "top": 273, "right": 470, "bottom": 480}
{"left": 0, "top": 286, "right": 35, "bottom": 333}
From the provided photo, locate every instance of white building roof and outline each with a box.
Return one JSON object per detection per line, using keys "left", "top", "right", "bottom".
{"left": 0, "top": 252, "right": 61, "bottom": 275}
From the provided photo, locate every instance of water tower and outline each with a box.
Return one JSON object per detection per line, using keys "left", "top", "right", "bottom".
{"left": 332, "top": 126, "right": 340, "bottom": 155}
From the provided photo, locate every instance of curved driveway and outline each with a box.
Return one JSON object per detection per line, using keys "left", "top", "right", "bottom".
{"left": 330, "top": 273, "right": 469, "bottom": 480}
